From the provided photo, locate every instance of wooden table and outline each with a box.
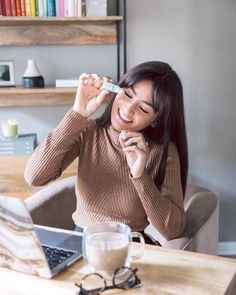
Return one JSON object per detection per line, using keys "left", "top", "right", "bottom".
{"left": 0, "top": 155, "right": 78, "bottom": 199}
{"left": 0, "top": 228, "right": 236, "bottom": 295}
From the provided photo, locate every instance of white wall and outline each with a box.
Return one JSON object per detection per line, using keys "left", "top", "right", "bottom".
{"left": 126, "top": 0, "right": 236, "bottom": 241}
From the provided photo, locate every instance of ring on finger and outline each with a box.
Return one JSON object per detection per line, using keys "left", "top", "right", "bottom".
{"left": 138, "top": 141, "right": 148, "bottom": 150}
{"left": 143, "top": 142, "right": 149, "bottom": 149}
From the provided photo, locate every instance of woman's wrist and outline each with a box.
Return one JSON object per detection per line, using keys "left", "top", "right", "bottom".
{"left": 72, "top": 104, "right": 81, "bottom": 114}
{"left": 72, "top": 104, "right": 88, "bottom": 118}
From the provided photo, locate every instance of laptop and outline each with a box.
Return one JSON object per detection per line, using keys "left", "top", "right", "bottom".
{"left": 0, "top": 195, "right": 83, "bottom": 279}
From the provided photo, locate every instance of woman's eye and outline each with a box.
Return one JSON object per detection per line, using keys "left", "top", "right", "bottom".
{"left": 140, "top": 106, "right": 148, "bottom": 114}
{"left": 124, "top": 91, "right": 132, "bottom": 99}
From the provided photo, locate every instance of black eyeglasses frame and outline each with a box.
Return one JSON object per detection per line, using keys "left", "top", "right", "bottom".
{"left": 75, "top": 267, "right": 141, "bottom": 295}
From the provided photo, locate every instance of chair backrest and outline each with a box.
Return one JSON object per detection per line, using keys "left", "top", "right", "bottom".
{"left": 26, "top": 176, "right": 77, "bottom": 230}
{"left": 182, "top": 185, "right": 219, "bottom": 254}
{"left": 145, "top": 184, "right": 219, "bottom": 254}
{"left": 184, "top": 185, "right": 218, "bottom": 236}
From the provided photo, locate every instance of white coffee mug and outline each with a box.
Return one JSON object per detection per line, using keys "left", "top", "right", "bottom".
{"left": 82, "top": 222, "right": 145, "bottom": 276}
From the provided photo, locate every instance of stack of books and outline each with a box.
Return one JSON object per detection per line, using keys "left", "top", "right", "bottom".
{"left": 0, "top": 133, "right": 37, "bottom": 155}
{"left": 0, "top": 0, "right": 107, "bottom": 17}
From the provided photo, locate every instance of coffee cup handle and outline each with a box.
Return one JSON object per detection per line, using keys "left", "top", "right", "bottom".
{"left": 130, "top": 232, "right": 145, "bottom": 260}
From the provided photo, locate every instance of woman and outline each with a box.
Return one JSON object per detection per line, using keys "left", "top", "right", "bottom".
{"left": 24, "top": 61, "right": 188, "bottom": 245}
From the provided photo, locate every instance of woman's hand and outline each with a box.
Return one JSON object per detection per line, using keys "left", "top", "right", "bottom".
{"left": 119, "top": 131, "right": 149, "bottom": 178}
{"left": 73, "top": 73, "right": 111, "bottom": 118}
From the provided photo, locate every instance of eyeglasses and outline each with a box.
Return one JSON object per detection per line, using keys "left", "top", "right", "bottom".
{"left": 75, "top": 267, "right": 141, "bottom": 295}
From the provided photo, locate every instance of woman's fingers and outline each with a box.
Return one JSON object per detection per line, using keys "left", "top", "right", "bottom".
{"left": 121, "top": 131, "right": 144, "bottom": 139}
{"left": 119, "top": 131, "right": 149, "bottom": 152}
{"left": 122, "top": 144, "right": 147, "bottom": 156}
{"left": 124, "top": 136, "right": 142, "bottom": 146}
{"left": 95, "top": 88, "right": 110, "bottom": 106}
{"left": 80, "top": 73, "right": 89, "bottom": 79}
{"left": 74, "top": 73, "right": 113, "bottom": 117}
{"left": 125, "top": 138, "right": 148, "bottom": 150}
{"left": 79, "top": 73, "right": 99, "bottom": 86}
{"left": 90, "top": 73, "right": 100, "bottom": 87}
{"left": 79, "top": 73, "right": 112, "bottom": 89}
{"left": 78, "top": 73, "right": 88, "bottom": 86}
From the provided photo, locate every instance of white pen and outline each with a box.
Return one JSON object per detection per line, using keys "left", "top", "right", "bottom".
{"left": 103, "top": 82, "right": 123, "bottom": 94}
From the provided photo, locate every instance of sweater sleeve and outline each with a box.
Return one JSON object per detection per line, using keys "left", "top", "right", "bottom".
{"left": 131, "top": 143, "right": 186, "bottom": 240}
{"left": 24, "top": 109, "right": 93, "bottom": 186}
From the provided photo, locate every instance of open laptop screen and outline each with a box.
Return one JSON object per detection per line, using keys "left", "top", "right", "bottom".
{"left": 0, "top": 195, "right": 52, "bottom": 278}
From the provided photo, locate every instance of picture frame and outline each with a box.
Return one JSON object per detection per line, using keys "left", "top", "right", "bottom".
{"left": 0, "top": 61, "right": 15, "bottom": 87}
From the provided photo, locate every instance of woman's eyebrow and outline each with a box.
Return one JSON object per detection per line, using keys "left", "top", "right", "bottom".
{"left": 128, "top": 86, "right": 154, "bottom": 108}
{"left": 129, "top": 86, "right": 136, "bottom": 95}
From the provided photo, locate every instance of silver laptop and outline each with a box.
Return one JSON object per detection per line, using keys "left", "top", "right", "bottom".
{"left": 0, "top": 195, "right": 83, "bottom": 279}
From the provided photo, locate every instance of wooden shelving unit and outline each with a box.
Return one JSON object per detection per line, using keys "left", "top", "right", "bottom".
{"left": 0, "top": 87, "right": 76, "bottom": 107}
{"left": 0, "top": 15, "right": 124, "bottom": 106}
{"left": 0, "top": 11, "right": 126, "bottom": 198}
{"left": 0, "top": 16, "right": 123, "bottom": 46}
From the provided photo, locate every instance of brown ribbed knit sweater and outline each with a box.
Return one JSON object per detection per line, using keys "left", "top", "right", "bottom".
{"left": 24, "top": 109, "right": 185, "bottom": 240}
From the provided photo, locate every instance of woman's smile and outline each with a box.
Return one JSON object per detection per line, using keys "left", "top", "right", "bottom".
{"left": 118, "top": 108, "right": 133, "bottom": 124}
{"left": 111, "top": 80, "right": 158, "bottom": 132}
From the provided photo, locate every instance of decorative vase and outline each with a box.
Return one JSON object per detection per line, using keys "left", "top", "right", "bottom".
{"left": 22, "top": 59, "right": 45, "bottom": 88}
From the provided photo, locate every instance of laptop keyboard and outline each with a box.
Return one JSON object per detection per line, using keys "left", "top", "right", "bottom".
{"left": 42, "top": 245, "right": 76, "bottom": 269}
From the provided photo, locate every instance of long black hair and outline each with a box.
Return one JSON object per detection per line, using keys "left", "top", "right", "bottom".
{"left": 96, "top": 61, "right": 188, "bottom": 196}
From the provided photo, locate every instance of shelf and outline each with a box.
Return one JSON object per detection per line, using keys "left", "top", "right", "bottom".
{"left": 0, "top": 16, "right": 123, "bottom": 25}
{"left": 0, "top": 87, "right": 76, "bottom": 107}
{"left": 0, "top": 16, "right": 123, "bottom": 45}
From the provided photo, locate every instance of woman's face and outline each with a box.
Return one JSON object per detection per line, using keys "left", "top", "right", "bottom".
{"left": 111, "top": 80, "right": 158, "bottom": 132}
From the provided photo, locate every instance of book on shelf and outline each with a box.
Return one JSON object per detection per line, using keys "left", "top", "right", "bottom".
{"left": 55, "top": 0, "right": 59, "bottom": 16}
{"left": 0, "top": 0, "right": 109, "bottom": 17}
{"left": 0, "top": 133, "right": 37, "bottom": 155}
{"left": 86, "top": 0, "right": 107, "bottom": 17}
{"left": 30, "top": 0, "right": 36, "bottom": 16}
{"left": 10, "top": 0, "right": 17, "bottom": 16}
{"left": 68, "top": 0, "right": 74, "bottom": 17}
{"left": 37, "top": 0, "right": 44, "bottom": 16}
{"left": 55, "top": 78, "right": 79, "bottom": 88}
{"left": 43, "top": 0, "right": 48, "bottom": 16}
{"left": 47, "top": 0, "right": 56, "bottom": 16}
{"left": 16, "top": 0, "right": 22, "bottom": 16}
{"left": 1, "top": 0, "right": 12, "bottom": 16}
{"left": 0, "top": 146, "right": 35, "bottom": 155}
{"left": 0, "top": 133, "right": 37, "bottom": 145}
{"left": 81, "top": 0, "right": 86, "bottom": 16}
{"left": 74, "top": 0, "right": 81, "bottom": 17}
{"left": 25, "top": 0, "right": 31, "bottom": 16}
{"left": 21, "top": 0, "right": 26, "bottom": 16}
{"left": 58, "top": 0, "right": 64, "bottom": 16}
{"left": 64, "top": 0, "right": 69, "bottom": 16}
